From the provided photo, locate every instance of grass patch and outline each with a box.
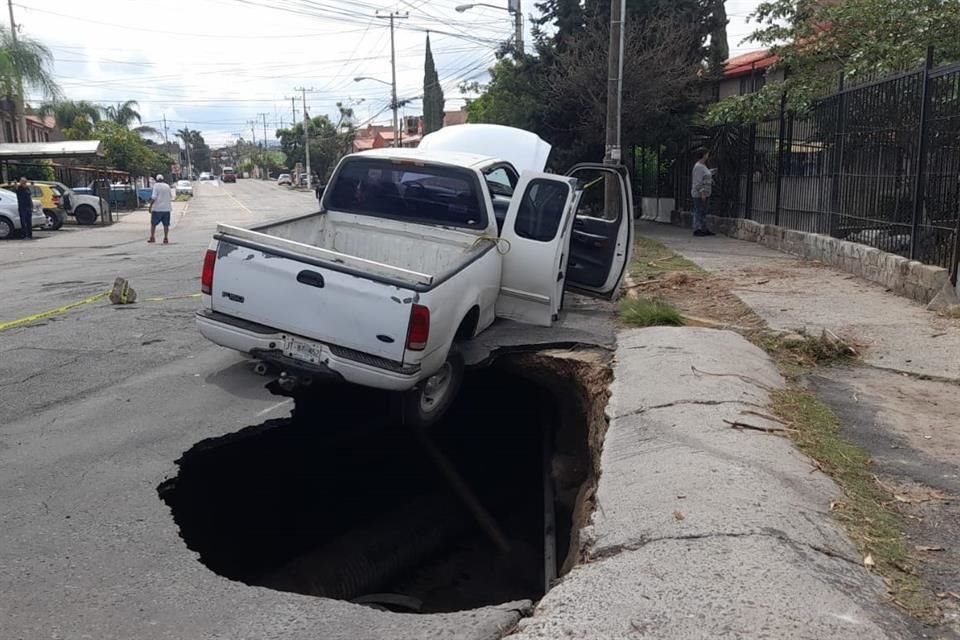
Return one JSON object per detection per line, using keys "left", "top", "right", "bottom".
{"left": 618, "top": 298, "right": 684, "bottom": 327}
{"left": 749, "top": 329, "right": 858, "bottom": 381}
{"left": 771, "top": 388, "right": 938, "bottom": 621}
{"left": 175, "top": 194, "right": 192, "bottom": 202}
{"left": 630, "top": 235, "right": 702, "bottom": 280}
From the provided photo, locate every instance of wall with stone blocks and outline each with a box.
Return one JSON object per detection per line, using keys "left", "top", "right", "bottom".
{"left": 670, "top": 211, "right": 952, "bottom": 305}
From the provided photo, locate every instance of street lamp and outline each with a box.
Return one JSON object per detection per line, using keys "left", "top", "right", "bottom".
{"left": 455, "top": 2, "right": 522, "bottom": 53}
{"left": 355, "top": 76, "right": 400, "bottom": 148}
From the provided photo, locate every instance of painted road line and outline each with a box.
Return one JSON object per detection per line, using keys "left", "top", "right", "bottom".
{"left": 0, "top": 291, "right": 109, "bottom": 332}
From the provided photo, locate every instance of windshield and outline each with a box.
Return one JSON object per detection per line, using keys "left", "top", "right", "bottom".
{"left": 326, "top": 157, "right": 487, "bottom": 229}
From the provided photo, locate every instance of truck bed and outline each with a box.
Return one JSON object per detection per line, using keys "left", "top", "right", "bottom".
{"left": 225, "top": 211, "right": 488, "bottom": 288}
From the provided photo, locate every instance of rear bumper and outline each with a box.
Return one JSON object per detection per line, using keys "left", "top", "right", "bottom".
{"left": 195, "top": 310, "right": 422, "bottom": 391}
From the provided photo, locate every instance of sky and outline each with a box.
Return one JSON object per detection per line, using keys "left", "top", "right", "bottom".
{"left": 13, "top": 0, "right": 764, "bottom": 149}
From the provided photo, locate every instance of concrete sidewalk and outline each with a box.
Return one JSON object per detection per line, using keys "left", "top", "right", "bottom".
{"left": 510, "top": 328, "right": 916, "bottom": 639}
{"left": 637, "top": 221, "right": 960, "bottom": 382}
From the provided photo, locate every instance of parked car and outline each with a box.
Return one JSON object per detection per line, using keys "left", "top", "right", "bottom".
{"left": 176, "top": 180, "right": 193, "bottom": 196}
{"left": 277, "top": 173, "right": 292, "bottom": 186}
{"left": 221, "top": 167, "right": 237, "bottom": 183}
{"left": 1, "top": 182, "right": 65, "bottom": 230}
{"left": 34, "top": 181, "right": 110, "bottom": 225}
{"left": 196, "top": 124, "right": 632, "bottom": 425}
{"left": 0, "top": 188, "right": 46, "bottom": 239}
{"left": 199, "top": 172, "right": 215, "bottom": 182}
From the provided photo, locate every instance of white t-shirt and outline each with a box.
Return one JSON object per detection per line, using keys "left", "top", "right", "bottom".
{"left": 151, "top": 182, "right": 172, "bottom": 212}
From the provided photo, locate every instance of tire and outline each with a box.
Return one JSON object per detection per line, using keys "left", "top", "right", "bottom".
{"left": 43, "top": 209, "right": 64, "bottom": 231}
{"left": 0, "top": 216, "right": 13, "bottom": 239}
{"left": 401, "top": 344, "right": 464, "bottom": 427}
{"left": 74, "top": 205, "right": 97, "bottom": 225}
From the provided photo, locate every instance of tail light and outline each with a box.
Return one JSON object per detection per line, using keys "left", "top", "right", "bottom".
{"left": 201, "top": 249, "right": 216, "bottom": 295}
{"left": 52, "top": 194, "right": 61, "bottom": 206}
{"left": 406, "top": 304, "right": 430, "bottom": 351}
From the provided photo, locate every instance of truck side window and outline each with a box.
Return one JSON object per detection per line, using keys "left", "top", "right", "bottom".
{"left": 484, "top": 167, "right": 516, "bottom": 197}
{"left": 514, "top": 180, "right": 569, "bottom": 242}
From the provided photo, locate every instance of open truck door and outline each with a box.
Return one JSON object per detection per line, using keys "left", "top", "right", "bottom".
{"left": 563, "top": 163, "right": 633, "bottom": 298}
{"left": 495, "top": 173, "right": 581, "bottom": 327}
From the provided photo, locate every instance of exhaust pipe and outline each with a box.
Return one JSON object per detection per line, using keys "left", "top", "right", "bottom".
{"left": 253, "top": 361, "right": 270, "bottom": 376}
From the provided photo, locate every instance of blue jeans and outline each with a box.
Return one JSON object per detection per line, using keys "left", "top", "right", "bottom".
{"left": 693, "top": 197, "right": 707, "bottom": 231}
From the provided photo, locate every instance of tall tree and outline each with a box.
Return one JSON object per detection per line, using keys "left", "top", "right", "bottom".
{"left": 103, "top": 100, "right": 160, "bottom": 137}
{"left": 275, "top": 114, "right": 347, "bottom": 180}
{"left": 39, "top": 100, "right": 101, "bottom": 139}
{"left": 707, "top": 0, "right": 960, "bottom": 124}
{"left": 423, "top": 33, "right": 445, "bottom": 134}
{"left": 707, "top": 0, "right": 729, "bottom": 76}
{"left": 0, "top": 25, "right": 60, "bottom": 141}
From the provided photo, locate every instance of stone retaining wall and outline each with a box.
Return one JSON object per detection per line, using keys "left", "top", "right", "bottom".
{"left": 672, "top": 211, "right": 951, "bottom": 305}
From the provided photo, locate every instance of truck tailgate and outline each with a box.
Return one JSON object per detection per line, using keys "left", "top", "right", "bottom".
{"left": 211, "top": 239, "right": 415, "bottom": 362}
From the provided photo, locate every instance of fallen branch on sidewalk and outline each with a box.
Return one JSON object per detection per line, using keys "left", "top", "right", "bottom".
{"left": 691, "top": 365, "right": 775, "bottom": 391}
{"left": 724, "top": 418, "right": 796, "bottom": 434}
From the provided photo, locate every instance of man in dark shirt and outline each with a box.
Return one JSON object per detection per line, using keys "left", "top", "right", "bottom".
{"left": 15, "top": 177, "right": 33, "bottom": 239}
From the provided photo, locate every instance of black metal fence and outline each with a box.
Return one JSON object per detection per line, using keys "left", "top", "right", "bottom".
{"left": 684, "top": 51, "right": 960, "bottom": 277}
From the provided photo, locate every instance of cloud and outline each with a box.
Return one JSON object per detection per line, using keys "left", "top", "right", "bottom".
{"left": 18, "top": 0, "right": 508, "bottom": 147}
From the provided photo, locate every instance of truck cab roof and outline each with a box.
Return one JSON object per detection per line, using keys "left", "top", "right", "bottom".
{"left": 354, "top": 147, "right": 501, "bottom": 172}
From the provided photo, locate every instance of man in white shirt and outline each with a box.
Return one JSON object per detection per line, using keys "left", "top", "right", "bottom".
{"left": 148, "top": 174, "right": 173, "bottom": 244}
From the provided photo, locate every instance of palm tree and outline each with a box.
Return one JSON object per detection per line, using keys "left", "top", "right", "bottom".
{"left": 176, "top": 127, "right": 199, "bottom": 175}
{"left": 38, "top": 100, "right": 100, "bottom": 139}
{"left": 0, "top": 25, "right": 60, "bottom": 141}
{"left": 104, "top": 100, "right": 160, "bottom": 137}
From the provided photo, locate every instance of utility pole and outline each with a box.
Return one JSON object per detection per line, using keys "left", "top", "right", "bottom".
{"left": 377, "top": 11, "right": 408, "bottom": 148}
{"left": 295, "top": 87, "right": 313, "bottom": 184}
{"left": 509, "top": 0, "right": 523, "bottom": 54}
{"left": 603, "top": 0, "right": 626, "bottom": 166}
{"left": 259, "top": 112, "right": 270, "bottom": 179}
{"left": 288, "top": 96, "right": 298, "bottom": 127}
{"left": 162, "top": 115, "right": 169, "bottom": 144}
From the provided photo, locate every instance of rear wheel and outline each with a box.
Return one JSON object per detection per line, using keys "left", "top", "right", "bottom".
{"left": 0, "top": 216, "right": 13, "bottom": 239}
{"left": 401, "top": 345, "right": 464, "bottom": 427}
{"left": 43, "top": 209, "right": 64, "bottom": 231}
{"left": 74, "top": 205, "right": 97, "bottom": 225}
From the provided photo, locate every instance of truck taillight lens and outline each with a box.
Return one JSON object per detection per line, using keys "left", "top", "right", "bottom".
{"left": 201, "top": 249, "right": 216, "bottom": 295}
{"left": 406, "top": 304, "right": 430, "bottom": 351}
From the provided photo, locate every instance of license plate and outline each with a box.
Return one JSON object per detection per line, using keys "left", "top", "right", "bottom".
{"left": 282, "top": 337, "right": 323, "bottom": 364}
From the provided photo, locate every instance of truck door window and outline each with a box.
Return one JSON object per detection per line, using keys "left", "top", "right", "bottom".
{"left": 514, "top": 179, "right": 569, "bottom": 242}
{"left": 574, "top": 169, "right": 623, "bottom": 221}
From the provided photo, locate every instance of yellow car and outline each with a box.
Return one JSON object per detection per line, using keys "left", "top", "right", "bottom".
{"left": 1, "top": 182, "right": 65, "bottom": 230}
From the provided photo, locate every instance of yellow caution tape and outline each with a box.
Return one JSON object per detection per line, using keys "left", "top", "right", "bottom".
{"left": 0, "top": 291, "right": 110, "bottom": 332}
{"left": 0, "top": 292, "right": 202, "bottom": 332}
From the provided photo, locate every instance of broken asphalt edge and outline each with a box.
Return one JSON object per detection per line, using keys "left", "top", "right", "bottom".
{"left": 504, "top": 326, "right": 915, "bottom": 640}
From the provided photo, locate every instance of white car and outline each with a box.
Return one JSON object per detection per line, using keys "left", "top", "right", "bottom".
{"left": 198, "top": 172, "right": 215, "bottom": 182}
{"left": 277, "top": 173, "right": 292, "bottom": 186}
{"left": 176, "top": 180, "right": 193, "bottom": 196}
{"left": 40, "top": 181, "right": 110, "bottom": 225}
{"left": 196, "top": 124, "right": 633, "bottom": 425}
{"left": 0, "top": 188, "right": 46, "bottom": 239}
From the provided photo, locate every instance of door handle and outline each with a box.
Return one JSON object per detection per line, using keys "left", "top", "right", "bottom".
{"left": 296, "top": 270, "right": 325, "bottom": 288}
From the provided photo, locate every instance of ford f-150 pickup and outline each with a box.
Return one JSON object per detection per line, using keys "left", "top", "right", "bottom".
{"left": 196, "top": 124, "right": 633, "bottom": 424}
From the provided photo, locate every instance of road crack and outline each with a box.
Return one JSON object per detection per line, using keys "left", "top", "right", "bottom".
{"left": 588, "top": 530, "right": 860, "bottom": 567}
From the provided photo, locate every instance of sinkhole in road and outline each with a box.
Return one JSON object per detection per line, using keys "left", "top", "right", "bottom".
{"left": 158, "top": 351, "right": 609, "bottom": 614}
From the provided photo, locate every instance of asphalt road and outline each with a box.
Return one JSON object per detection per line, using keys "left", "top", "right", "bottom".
{"left": 0, "top": 180, "right": 522, "bottom": 640}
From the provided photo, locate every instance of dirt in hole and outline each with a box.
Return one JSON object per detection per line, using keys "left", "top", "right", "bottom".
{"left": 158, "top": 354, "right": 608, "bottom": 614}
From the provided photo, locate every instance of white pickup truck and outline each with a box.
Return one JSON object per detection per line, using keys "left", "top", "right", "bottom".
{"left": 196, "top": 124, "right": 633, "bottom": 423}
